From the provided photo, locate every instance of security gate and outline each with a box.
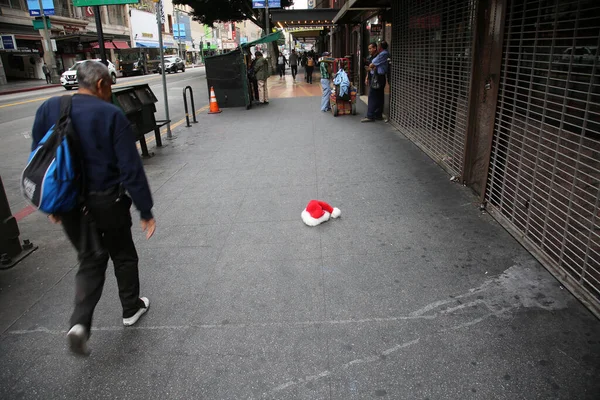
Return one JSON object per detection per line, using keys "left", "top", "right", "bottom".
{"left": 486, "top": 0, "right": 600, "bottom": 314}
{"left": 390, "top": 0, "right": 477, "bottom": 176}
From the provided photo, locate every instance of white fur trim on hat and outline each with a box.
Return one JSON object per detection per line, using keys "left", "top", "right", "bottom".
{"left": 331, "top": 207, "right": 341, "bottom": 218}
{"left": 301, "top": 210, "right": 331, "bottom": 227}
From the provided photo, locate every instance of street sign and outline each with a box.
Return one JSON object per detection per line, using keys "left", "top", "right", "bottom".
{"left": 27, "top": 0, "right": 54, "bottom": 16}
{"left": 0, "top": 35, "right": 17, "bottom": 50}
{"left": 72, "top": 0, "right": 139, "bottom": 6}
{"left": 173, "top": 23, "right": 186, "bottom": 39}
{"left": 252, "top": 0, "right": 281, "bottom": 8}
{"left": 33, "top": 17, "right": 52, "bottom": 30}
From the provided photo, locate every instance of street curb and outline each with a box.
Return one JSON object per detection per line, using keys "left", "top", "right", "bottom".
{"left": 0, "top": 84, "right": 61, "bottom": 96}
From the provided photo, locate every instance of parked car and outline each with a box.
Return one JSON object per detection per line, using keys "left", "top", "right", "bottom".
{"left": 552, "top": 46, "right": 598, "bottom": 70}
{"left": 155, "top": 56, "right": 185, "bottom": 74}
{"left": 60, "top": 59, "right": 117, "bottom": 90}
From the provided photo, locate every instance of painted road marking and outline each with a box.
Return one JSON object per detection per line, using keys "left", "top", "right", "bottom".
{"left": 14, "top": 205, "right": 35, "bottom": 222}
{"left": 0, "top": 75, "right": 166, "bottom": 109}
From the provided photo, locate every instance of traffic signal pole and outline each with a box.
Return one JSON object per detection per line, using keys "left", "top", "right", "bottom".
{"left": 37, "top": 0, "right": 59, "bottom": 83}
{"left": 93, "top": 5, "right": 108, "bottom": 66}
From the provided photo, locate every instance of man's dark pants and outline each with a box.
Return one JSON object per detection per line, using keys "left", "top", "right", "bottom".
{"left": 306, "top": 66, "right": 314, "bottom": 83}
{"left": 367, "top": 74, "right": 386, "bottom": 119}
{"left": 45, "top": 73, "right": 51, "bottom": 84}
{"left": 61, "top": 193, "right": 144, "bottom": 331}
{"left": 291, "top": 65, "right": 298, "bottom": 79}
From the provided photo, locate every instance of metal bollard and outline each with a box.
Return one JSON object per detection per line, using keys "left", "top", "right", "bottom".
{"left": 183, "top": 86, "right": 198, "bottom": 127}
{"left": 0, "top": 176, "right": 36, "bottom": 269}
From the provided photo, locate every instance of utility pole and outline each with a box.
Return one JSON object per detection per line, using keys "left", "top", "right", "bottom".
{"left": 93, "top": 5, "right": 108, "bottom": 66}
{"left": 37, "top": 0, "right": 59, "bottom": 83}
{"left": 175, "top": 7, "right": 182, "bottom": 59}
{"left": 265, "top": 2, "right": 270, "bottom": 35}
{"left": 155, "top": 0, "right": 172, "bottom": 139}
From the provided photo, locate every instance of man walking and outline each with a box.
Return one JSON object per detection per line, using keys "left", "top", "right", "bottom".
{"left": 305, "top": 51, "right": 315, "bottom": 84}
{"left": 320, "top": 52, "right": 332, "bottom": 112}
{"left": 254, "top": 51, "right": 269, "bottom": 105}
{"left": 362, "top": 41, "right": 390, "bottom": 122}
{"left": 289, "top": 49, "right": 299, "bottom": 80}
{"left": 31, "top": 61, "right": 155, "bottom": 355}
{"left": 42, "top": 63, "right": 51, "bottom": 84}
{"left": 277, "top": 52, "right": 287, "bottom": 79}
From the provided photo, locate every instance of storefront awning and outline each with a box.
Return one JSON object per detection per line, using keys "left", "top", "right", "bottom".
{"left": 289, "top": 29, "right": 322, "bottom": 41}
{"left": 332, "top": 0, "right": 391, "bottom": 24}
{"left": 270, "top": 8, "right": 338, "bottom": 28}
{"left": 92, "top": 40, "right": 130, "bottom": 49}
{"left": 240, "top": 31, "right": 283, "bottom": 48}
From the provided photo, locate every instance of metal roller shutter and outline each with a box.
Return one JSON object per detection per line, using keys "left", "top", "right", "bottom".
{"left": 390, "top": 0, "right": 477, "bottom": 176}
{"left": 486, "top": 0, "right": 600, "bottom": 314}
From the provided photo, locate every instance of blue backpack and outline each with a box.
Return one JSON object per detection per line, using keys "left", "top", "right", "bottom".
{"left": 21, "top": 96, "right": 84, "bottom": 214}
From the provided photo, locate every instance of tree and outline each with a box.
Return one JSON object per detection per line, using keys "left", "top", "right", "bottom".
{"left": 174, "top": 0, "right": 294, "bottom": 31}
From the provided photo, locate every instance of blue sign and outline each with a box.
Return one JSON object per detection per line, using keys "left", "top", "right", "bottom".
{"left": 252, "top": 0, "right": 281, "bottom": 8}
{"left": 1, "top": 35, "right": 16, "bottom": 50}
{"left": 27, "top": 0, "right": 55, "bottom": 16}
{"left": 173, "top": 23, "right": 186, "bottom": 39}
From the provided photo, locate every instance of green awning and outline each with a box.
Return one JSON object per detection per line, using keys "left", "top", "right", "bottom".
{"left": 240, "top": 31, "right": 283, "bottom": 48}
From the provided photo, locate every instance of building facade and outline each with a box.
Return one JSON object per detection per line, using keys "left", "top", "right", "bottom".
{"left": 332, "top": 0, "right": 600, "bottom": 318}
{"left": 0, "top": 0, "right": 131, "bottom": 84}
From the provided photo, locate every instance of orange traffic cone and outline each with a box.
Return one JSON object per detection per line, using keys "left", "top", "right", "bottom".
{"left": 208, "top": 86, "right": 222, "bottom": 114}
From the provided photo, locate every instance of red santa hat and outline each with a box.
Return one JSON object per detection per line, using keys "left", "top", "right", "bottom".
{"left": 301, "top": 200, "right": 341, "bottom": 226}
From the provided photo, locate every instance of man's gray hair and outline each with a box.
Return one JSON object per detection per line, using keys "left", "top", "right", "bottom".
{"left": 76, "top": 60, "right": 110, "bottom": 90}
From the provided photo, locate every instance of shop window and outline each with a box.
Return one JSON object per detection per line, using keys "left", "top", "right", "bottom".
{"left": 1, "top": 0, "right": 27, "bottom": 11}
{"left": 168, "top": 15, "right": 173, "bottom": 34}
{"left": 108, "top": 5, "right": 125, "bottom": 26}
{"left": 53, "top": 0, "right": 72, "bottom": 17}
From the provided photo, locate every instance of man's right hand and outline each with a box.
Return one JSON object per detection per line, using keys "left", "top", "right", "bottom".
{"left": 141, "top": 218, "right": 156, "bottom": 240}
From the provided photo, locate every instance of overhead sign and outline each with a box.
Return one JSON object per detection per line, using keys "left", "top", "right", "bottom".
{"left": 0, "top": 35, "right": 17, "bottom": 50}
{"left": 27, "top": 0, "right": 54, "bottom": 16}
{"left": 252, "top": 0, "right": 281, "bottom": 8}
{"left": 72, "top": 0, "right": 139, "bottom": 6}
{"left": 370, "top": 24, "right": 382, "bottom": 34}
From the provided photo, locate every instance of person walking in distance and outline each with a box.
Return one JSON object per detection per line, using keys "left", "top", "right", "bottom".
{"left": 320, "top": 52, "right": 332, "bottom": 112}
{"left": 31, "top": 61, "right": 156, "bottom": 355}
{"left": 362, "top": 41, "right": 390, "bottom": 122}
{"left": 42, "top": 63, "right": 51, "bottom": 84}
{"left": 305, "top": 52, "right": 315, "bottom": 84}
{"left": 253, "top": 51, "right": 269, "bottom": 105}
{"left": 277, "top": 52, "right": 287, "bottom": 79}
{"left": 288, "top": 49, "right": 299, "bottom": 80}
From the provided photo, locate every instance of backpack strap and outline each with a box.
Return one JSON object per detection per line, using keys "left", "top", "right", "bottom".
{"left": 59, "top": 95, "right": 72, "bottom": 120}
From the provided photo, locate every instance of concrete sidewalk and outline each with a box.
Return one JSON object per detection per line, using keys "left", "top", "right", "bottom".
{"left": 0, "top": 79, "right": 60, "bottom": 95}
{"left": 0, "top": 95, "right": 599, "bottom": 399}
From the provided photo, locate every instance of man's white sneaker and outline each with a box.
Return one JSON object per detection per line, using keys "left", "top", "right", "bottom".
{"left": 123, "top": 297, "right": 150, "bottom": 326}
{"left": 67, "top": 324, "right": 89, "bottom": 356}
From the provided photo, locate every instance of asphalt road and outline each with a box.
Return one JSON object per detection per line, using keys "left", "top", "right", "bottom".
{"left": 0, "top": 67, "right": 208, "bottom": 213}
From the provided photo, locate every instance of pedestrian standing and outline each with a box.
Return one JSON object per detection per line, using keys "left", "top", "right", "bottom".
{"left": 246, "top": 54, "right": 259, "bottom": 104}
{"left": 305, "top": 53, "right": 315, "bottom": 84}
{"left": 31, "top": 61, "right": 156, "bottom": 355}
{"left": 42, "top": 63, "right": 51, "bottom": 84}
{"left": 288, "top": 49, "right": 299, "bottom": 80}
{"left": 320, "top": 52, "right": 332, "bottom": 112}
{"left": 362, "top": 41, "right": 390, "bottom": 122}
{"left": 277, "top": 53, "right": 287, "bottom": 79}
{"left": 254, "top": 51, "right": 269, "bottom": 105}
